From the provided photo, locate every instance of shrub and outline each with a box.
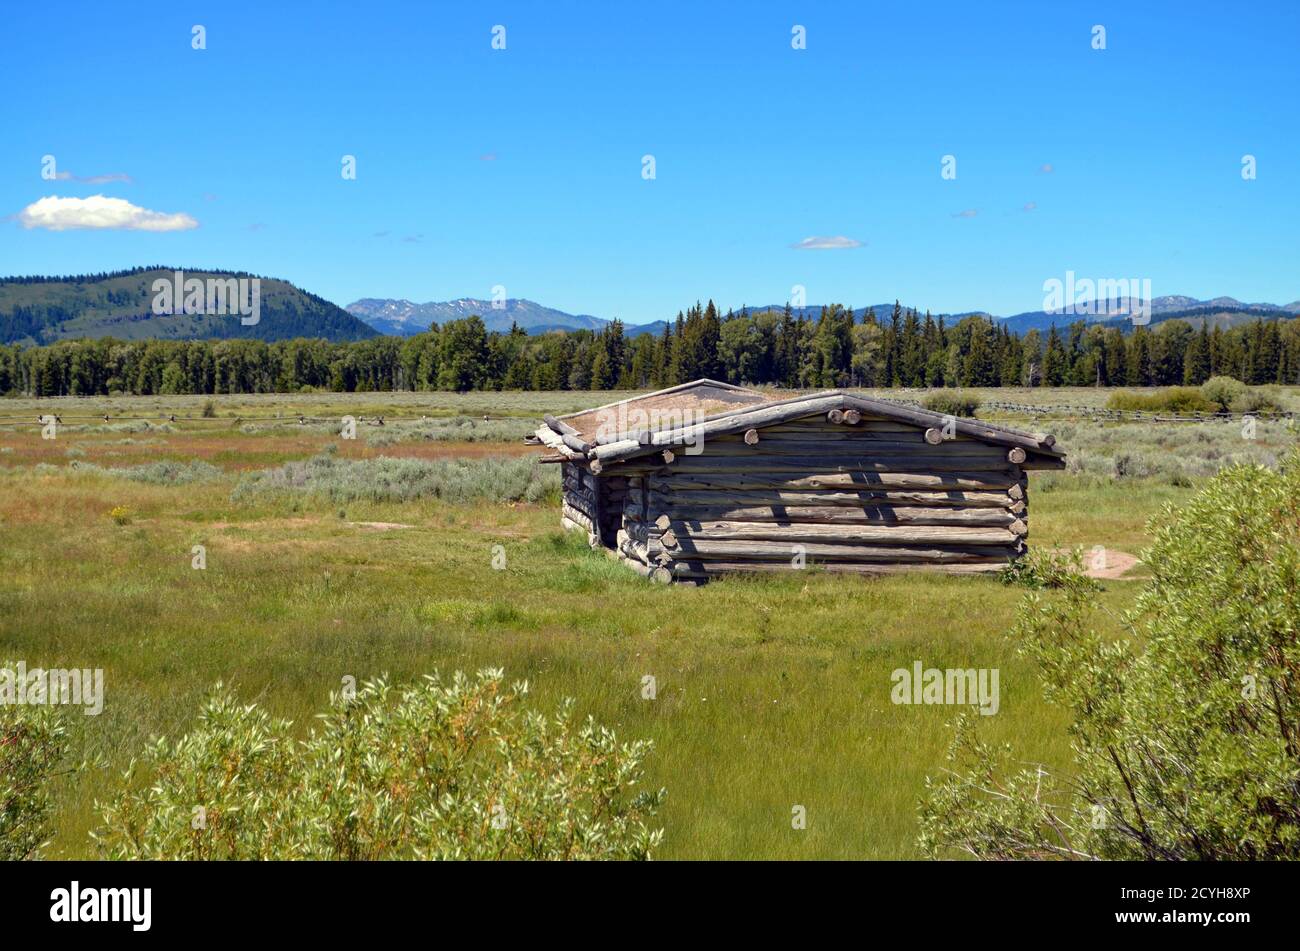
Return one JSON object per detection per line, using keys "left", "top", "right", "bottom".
{"left": 1199, "top": 376, "right": 1247, "bottom": 412}
{"left": 1230, "top": 385, "right": 1284, "bottom": 415}
{"left": 1, "top": 688, "right": 70, "bottom": 860}
{"left": 365, "top": 415, "right": 526, "bottom": 447}
{"left": 232, "top": 453, "right": 559, "bottom": 505}
{"left": 1105, "top": 387, "right": 1215, "bottom": 414}
{"left": 109, "top": 505, "right": 132, "bottom": 525}
{"left": 921, "top": 389, "right": 982, "bottom": 418}
{"left": 94, "top": 670, "right": 664, "bottom": 860}
{"left": 68, "top": 460, "right": 222, "bottom": 486}
{"left": 921, "top": 450, "right": 1300, "bottom": 859}
{"left": 201, "top": 399, "right": 217, "bottom": 419}
{"left": 999, "top": 549, "right": 1100, "bottom": 591}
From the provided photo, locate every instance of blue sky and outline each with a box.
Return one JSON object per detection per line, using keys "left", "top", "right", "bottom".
{"left": 2, "top": 0, "right": 1297, "bottom": 323}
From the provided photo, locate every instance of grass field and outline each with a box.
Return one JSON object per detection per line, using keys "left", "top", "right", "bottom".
{"left": 3, "top": 387, "right": 1299, "bottom": 859}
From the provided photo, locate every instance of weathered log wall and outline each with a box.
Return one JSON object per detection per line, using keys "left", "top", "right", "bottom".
{"left": 612, "top": 414, "right": 1030, "bottom": 580}
{"left": 561, "top": 463, "right": 631, "bottom": 550}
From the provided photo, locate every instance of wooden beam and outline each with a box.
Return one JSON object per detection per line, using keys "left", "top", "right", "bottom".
{"left": 544, "top": 414, "right": 579, "bottom": 437}
{"left": 658, "top": 538, "right": 1018, "bottom": 562}
{"left": 652, "top": 504, "right": 1022, "bottom": 527}
{"left": 666, "top": 560, "right": 1008, "bottom": 578}
{"left": 650, "top": 472, "right": 1024, "bottom": 493}
{"left": 657, "top": 521, "right": 1020, "bottom": 547}
{"left": 629, "top": 486, "right": 1022, "bottom": 509}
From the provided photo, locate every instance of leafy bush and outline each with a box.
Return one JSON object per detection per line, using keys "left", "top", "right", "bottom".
{"left": 1, "top": 689, "right": 70, "bottom": 860}
{"left": 94, "top": 670, "right": 664, "bottom": 860}
{"left": 999, "top": 549, "right": 1100, "bottom": 591}
{"left": 1195, "top": 377, "right": 1284, "bottom": 414}
{"left": 1230, "top": 385, "right": 1284, "bottom": 415}
{"left": 1105, "top": 387, "right": 1215, "bottom": 414}
{"left": 921, "top": 389, "right": 982, "bottom": 418}
{"left": 1199, "top": 376, "right": 1247, "bottom": 412}
{"left": 232, "top": 452, "right": 559, "bottom": 504}
{"left": 921, "top": 451, "right": 1300, "bottom": 859}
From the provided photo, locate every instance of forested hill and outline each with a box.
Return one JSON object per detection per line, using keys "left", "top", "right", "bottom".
{"left": 0, "top": 267, "right": 377, "bottom": 345}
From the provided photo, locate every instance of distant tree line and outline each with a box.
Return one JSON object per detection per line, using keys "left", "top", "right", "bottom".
{"left": 4, "top": 300, "right": 1300, "bottom": 397}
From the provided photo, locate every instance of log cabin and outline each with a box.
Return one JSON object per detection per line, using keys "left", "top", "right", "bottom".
{"left": 527, "top": 379, "right": 1065, "bottom": 583}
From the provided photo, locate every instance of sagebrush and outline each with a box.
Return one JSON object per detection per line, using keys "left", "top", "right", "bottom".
{"left": 231, "top": 450, "right": 559, "bottom": 504}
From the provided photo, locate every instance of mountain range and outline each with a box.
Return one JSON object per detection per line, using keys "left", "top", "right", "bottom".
{"left": 997, "top": 296, "right": 1300, "bottom": 334}
{"left": 345, "top": 297, "right": 609, "bottom": 336}
{"left": 347, "top": 295, "right": 1300, "bottom": 338}
{"left": 2, "top": 270, "right": 1297, "bottom": 348}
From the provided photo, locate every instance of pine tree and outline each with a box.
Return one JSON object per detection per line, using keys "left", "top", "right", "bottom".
{"left": 1183, "top": 323, "right": 1212, "bottom": 385}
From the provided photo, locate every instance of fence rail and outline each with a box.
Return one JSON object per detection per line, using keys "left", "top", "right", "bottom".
{"left": 865, "top": 394, "right": 1297, "bottom": 424}
{"left": 978, "top": 400, "right": 1296, "bottom": 423}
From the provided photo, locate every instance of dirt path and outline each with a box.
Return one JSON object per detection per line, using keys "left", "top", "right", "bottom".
{"left": 1051, "top": 546, "right": 1142, "bottom": 579}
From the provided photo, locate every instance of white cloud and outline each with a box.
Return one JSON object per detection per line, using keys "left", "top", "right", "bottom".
{"left": 16, "top": 195, "right": 198, "bottom": 232}
{"left": 790, "top": 235, "right": 863, "bottom": 250}
{"left": 1023, "top": 201, "right": 1037, "bottom": 212}
{"left": 1039, "top": 163, "right": 1054, "bottom": 174}
{"left": 951, "top": 209, "right": 978, "bottom": 218}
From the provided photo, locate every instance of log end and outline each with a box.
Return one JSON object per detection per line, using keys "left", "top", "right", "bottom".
{"left": 1007, "top": 447, "right": 1027, "bottom": 464}
{"left": 743, "top": 428, "right": 760, "bottom": 446}
{"left": 923, "top": 428, "right": 943, "bottom": 446}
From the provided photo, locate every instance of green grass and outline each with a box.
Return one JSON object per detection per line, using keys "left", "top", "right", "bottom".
{"left": 1, "top": 389, "right": 1257, "bottom": 859}
{"left": 0, "top": 464, "right": 1151, "bottom": 860}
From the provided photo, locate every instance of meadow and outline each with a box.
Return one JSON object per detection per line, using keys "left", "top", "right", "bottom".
{"left": 2, "top": 387, "right": 1298, "bottom": 859}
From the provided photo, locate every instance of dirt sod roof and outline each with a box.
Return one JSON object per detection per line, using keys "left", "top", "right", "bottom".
{"left": 557, "top": 379, "right": 768, "bottom": 441}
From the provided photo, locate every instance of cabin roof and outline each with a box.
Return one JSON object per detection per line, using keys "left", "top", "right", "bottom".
{"left": 528, "top": 381, "right": 1065, "bottom": 469}
{"left": 555, "top": 378, "right": 768, "bottom": 441}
